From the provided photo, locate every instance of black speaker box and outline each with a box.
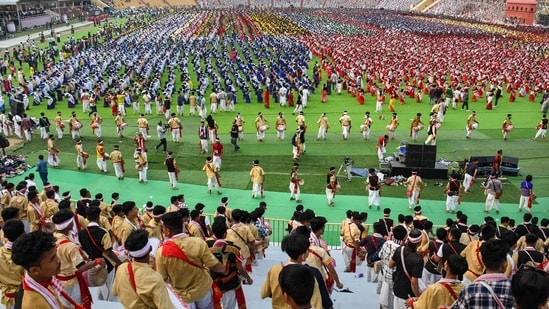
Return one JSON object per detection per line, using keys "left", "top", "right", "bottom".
{"left": 406, "top": 144, "right": 423, "bottom": 154}
{"left": 502, "top": 156, "right": 519, "bottom": 168}
{"left": 406, "top": 159, "right": 421, "bottom": 167}
{"left": 423, "top": 153, "right": 437, "bottom": 162}
{"left": 470, "top": 156, "right": 493, "bottom": 167}
{"left": 423, "top": 145, "right": 437, "bottom": 153}
{"left": 406, "top": 152, "right": 423, "bottom": 162}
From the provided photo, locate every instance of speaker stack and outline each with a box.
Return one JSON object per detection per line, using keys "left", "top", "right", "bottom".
{"left": 502, "top": 156, "right": 519, "bottom": 168}
{"left": 405, "top": 144, "right": 436, "bottom": 168}
{"left": 469, "top": 156, "right": 493, "bottom": 167}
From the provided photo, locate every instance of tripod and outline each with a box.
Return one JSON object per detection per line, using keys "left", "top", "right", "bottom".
{"left": 337, "top": 162, "right": 352, "bottom": 182}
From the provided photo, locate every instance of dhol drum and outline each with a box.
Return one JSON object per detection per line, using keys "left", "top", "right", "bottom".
{"left": 435, "top": 123, "right": 441, "bottom": 130}
{"left": 472, "top": 123, "right": 479, "bottom": 129}
{"left": 298, "top": 179, "right": 305, "bottom": 186}
{"left": 276, "top": 125, "right": 286, "bottom": 132}
{"left": 414, "top": 125, "right": 424, "bottom": 132}
{"left": 506, "top": 125, "right": 514, "bottom": 132}
{"left": 149, "top": 237, "right": 161, "bottom": 258}
{"left": 112, "top": 245, "right": 129, "bottom": 263}
{"left": 73, "top": 121, "right": 82, "bottom": 130}
{"left": 91, "top": 123, "right": 99, "bottom": 129}
{"left": 386, "top": 125, "right": 395, "bottom": 132}
{"left": 120, "top": 123, "right": 128, "bottom": 129}
{"left": 43, "top": 220, "right": 55, "bottom": 234}
{"left": 85, "top": 264, "right": 107, "bottom": 287}
{"left": 238, "top": 125, "right": 243, "bottom": 132}
{"left": 82, "top": 152, "right": 89, "bottom": 159}
{"left": 166, "top": 283, "right": 191, "bottom": 309}
{"left": 259, "top": 125, "right": 269, "bottom": 132}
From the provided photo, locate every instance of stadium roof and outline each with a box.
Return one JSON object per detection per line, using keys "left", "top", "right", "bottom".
{"left": 0, "top": 0, "right": 18, "bottom": 4}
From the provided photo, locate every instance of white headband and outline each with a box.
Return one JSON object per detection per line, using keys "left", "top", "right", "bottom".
{"left": 408, "top": 234, "right": 422, "bottom": 244}
{"left": 55, "top": 218, "right": 73, "bottom": 231}
{"left": 128, "top": 239, "right": 151, "bottom": 258}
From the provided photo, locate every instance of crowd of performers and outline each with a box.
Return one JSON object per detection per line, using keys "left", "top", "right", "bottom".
{"left": 0, "top": 177, "right": 546, "bottom": 309}
{"left": 0, "top": 8, "right": 547, "bottom": 309}
{"left": 1, "top": 9, "right": 548, "bottom": 155}
{"left": 0, "top": 178, "right": 277, "bottom": 308}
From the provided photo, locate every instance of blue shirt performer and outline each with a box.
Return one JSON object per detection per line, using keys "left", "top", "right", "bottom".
{"left": 36, "top": 154, "right": 48, "bottom": 185}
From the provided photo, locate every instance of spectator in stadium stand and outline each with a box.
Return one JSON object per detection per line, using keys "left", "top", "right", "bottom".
{"left": 450, "top": 239, "right": 514, "bottom": 309}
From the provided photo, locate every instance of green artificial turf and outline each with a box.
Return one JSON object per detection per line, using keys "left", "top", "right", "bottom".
{"left": 6, "top": 14, "right": 548, "bottom": 220}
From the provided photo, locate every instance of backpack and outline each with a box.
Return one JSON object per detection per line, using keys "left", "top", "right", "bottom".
{"left": 367, "top": 236, "right": 383, "bottom": 265}
{"left": 206, "top": 241, "right": 241, "bottom": 292}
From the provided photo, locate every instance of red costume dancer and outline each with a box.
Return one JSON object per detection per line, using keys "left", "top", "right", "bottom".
{"left": 263, "top": 88, "right": 270, "bottom": 109}
{"left": 415, "top": 89, "right": 422, "bottom": 103}
{"left": 350, "top": 86, "right": 356, "bottom": 97}
{"left": 509, "top": 90, "right": 516, "bottom": 102}
{"left": 529, "top": 91, "right": 536, "bottom": 102}
{"left": 357, "top": 90, "right": 364, "bottom": 105}
{"left": 288, "top": 89, "right": 294, "bottom": 107}
{"left": 3, "top": 77, "right": 10, "bottom": 93}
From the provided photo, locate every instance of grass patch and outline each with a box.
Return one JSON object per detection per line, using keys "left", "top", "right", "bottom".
{"left": 7, "top": 13, "right": 548, "bottom": 209}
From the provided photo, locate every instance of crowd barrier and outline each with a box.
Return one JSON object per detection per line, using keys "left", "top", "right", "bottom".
{"left": 204, "top": 214, "right": 346, "bottom": 249}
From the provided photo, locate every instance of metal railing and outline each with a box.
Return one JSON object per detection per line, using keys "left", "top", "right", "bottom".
{"left": 203, "top": 213, "right": 374, "bottom": 250}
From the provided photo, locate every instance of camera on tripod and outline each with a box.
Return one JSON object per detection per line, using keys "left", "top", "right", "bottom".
{"left": 343, "top": 156, "right": 354, "bottom": 166}
{"left": 338, "top": 156, "right": 354, "bottom": 182}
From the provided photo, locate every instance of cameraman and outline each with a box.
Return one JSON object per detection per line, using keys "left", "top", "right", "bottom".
{"left": 155, "top": 121, "right": 168, "bottom": 152}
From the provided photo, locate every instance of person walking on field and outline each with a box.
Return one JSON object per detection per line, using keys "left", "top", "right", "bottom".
{"left": 250, "top": 159, "right": 265, "bottom": 199}
{"left": 168, "top": 113, "right": 182, "bottom": 144}
{"left": 465, "top": 111, "right": 478, "bottom": 139}
{"left": 135, "top": 148, "right": 148, "bottom": 184}
{"left": 230, "top": 119, "right": 240, "bottom": 153}
{"left": 203, "top": 156, "right": 221, "bottom": 195}
{"left": 366, "top": 168, "right": 381, "bottom": 210}
{"left": 212, "top": 138, "right": 223, "bottom": 171}
{"left": 326, "top": 167, "right": 338, "bottom": 207}
{"left": 376, "top": 135, "right": 389, "bottom": 163}
{"left": 155, "top": 121, "right": 167, "bottom": 153}
{"left": 96, "top": 140, "right": 108, "bottom": 173}
{"left": 484, "top": 173, "right": 503, "bottom": 214}
{"left": 339, "top": 111, "right": 351, "bottom": 140}
{"left": 518, "top": 175, "right": 535, "bottom": 213}
{"left": 445, "top": 173, "right": 460, "bottom": 214}
{"left": 403, "top": 170, "right": 424, "bottom": 210}
{"left": 532, "top": 114, "right": 548, "bottom": 141}
{"left": 164, "top": 151, "right": 178, "bottom": 190}
{"left": 110, "top": 144, "right": 124, "bottom": 180}
{"left": 317, "top": 113, "right": 330, "bottom": 141}
{"left": 289, "top": 163, "right": 302, "bottom": 203}
{"left": 75, "top": 139, "right": 87, "bottom": 170}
